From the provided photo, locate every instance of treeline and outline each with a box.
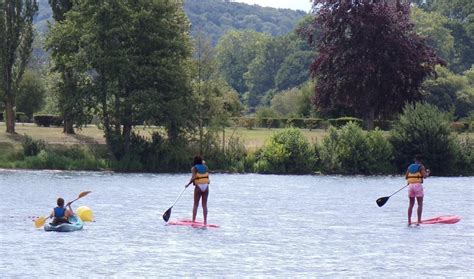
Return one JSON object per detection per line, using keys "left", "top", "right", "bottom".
{"left": 0, "top": 0, "right": 472, "bottom": 175}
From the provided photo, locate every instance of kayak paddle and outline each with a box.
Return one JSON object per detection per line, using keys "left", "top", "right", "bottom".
{"left": 376, "top": 184, "right": 409, "bottom": 207}
{"left": 34, "top": 191, "right": 91, "bottom": 228}
{"left": 163, "top": 186, "right": 188, "bottom": 222}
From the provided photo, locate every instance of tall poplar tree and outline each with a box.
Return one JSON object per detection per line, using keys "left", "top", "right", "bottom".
{"left": 0, "top": 0, "right": 37, "bottom": 133}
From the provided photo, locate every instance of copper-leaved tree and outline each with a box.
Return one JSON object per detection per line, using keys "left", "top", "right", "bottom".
{"left": 306, "top": 0, "right": 444, "bottom": 129}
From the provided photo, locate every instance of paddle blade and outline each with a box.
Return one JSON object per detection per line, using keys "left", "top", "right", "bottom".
{"left": 162, "top": 207, "right": 172, "bottom": 222}
{"left": 78, "top": 191, "right": 91, "bottom": 198}
{"left": 376, "top": 197, "right": 389, "bottom": 207}
{"left": 34, "top": 216, "right": 47, "bottom": 228}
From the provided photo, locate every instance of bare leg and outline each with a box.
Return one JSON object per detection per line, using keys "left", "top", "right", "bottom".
{"left": 202, "top": 188, "right": 209, "bottom": 225}
{"left": 408, "top": 197, "right": 415, "bottom": 225}
{"left": 193, "top": 187, "right": 202, "bottom": 222}
{"left": 416, "top": 197, "right": 423, "bottom": 224}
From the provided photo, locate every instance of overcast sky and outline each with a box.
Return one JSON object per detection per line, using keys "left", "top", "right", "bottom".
{"left": 233, "top": 0, "right": 313, "bottom": 12}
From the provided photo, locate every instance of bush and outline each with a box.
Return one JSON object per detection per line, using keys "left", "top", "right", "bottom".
{"left": 373, "top": 120, "right": 393, "bottom": 131}
{"left": 317, "top": 123, "right": 394, "bottom": 174}
{"left": 239, "top": 117, "right": 256, "bottom": 130}
{"left": 16, "top": 112, "right": 29, "bottom": 123}
{"left": 22, "top": 135, "right": 46, "bottom": 157}
{"left": 286, "top": 118, "right": 305, "bottom": 128}
{"left": 453, "top": 137, "right": 474, "bottom": 175}
{"left": 254, "top": 128, "right": 315, "bottom": 174}
{"left": 390, "top": 103, "right": 459, "bottom": 175}
{"left": 328, "top": 117, "right": 363, "bottom": 128}
{"left": 33, "top": 114, "right": 62, "bottom": 127}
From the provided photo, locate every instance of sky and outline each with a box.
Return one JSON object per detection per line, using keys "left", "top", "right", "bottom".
{"left": 233, "top": 0, "right": 313, "bottom": 12}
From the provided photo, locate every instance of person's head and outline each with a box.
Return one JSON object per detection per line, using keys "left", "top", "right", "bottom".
{"left": 193, "top": 155, "right": 203, "bottom": 166}
{"left": 414, "top": 154, "right": 424, "bottom": 163}
{"left": 57, "top": 198, "right": 65, "bottom": 207}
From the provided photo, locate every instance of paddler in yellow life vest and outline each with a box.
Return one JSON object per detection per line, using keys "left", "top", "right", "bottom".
{"left": 186, "top": 156, "right": 210, "bottom": 224}
{"left": 405, "top": 154, "right": 430, "bottom": 226}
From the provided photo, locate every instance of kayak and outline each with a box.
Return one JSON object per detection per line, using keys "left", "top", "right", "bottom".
{"left": 167, "top": 219, "right": 219, "bottom": 228}
{"left": 44, "top": 215, "right": 83, "bottom": 232}
{"left": 416, "top": 215, "right": 461, "bottom": 225}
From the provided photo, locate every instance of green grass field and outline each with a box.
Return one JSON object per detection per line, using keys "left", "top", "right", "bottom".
{"left": 1, "top": 123, "right": 471, "bottom": 154}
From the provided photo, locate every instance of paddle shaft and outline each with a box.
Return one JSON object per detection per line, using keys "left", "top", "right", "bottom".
{"left": 388, "top": 183, "right": 409, "bottom": 198}
{"left": 169, "top": 187, "right": 188, "bottom": 208}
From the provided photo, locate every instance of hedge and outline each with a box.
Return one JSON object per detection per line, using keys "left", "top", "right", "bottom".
{"left": 1, "top": 111, "right": 29, "bottom": 123}
{"left": 33, "top": 114, "right": 63, "bottom": 127}
{"left": 328, "top": 117, "right": 363, "bottom": 128}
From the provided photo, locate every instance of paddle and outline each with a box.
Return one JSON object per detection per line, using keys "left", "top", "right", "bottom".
{"left": 376, "top": 184, "right": 409, "bottom": 207}
{"left": 162, "top": 186, "right": 188, "bottom": 222}
{"left": 34, "top": 191, "right": 91, "bottom": 228}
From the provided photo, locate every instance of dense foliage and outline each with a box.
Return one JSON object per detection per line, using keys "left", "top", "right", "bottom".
{"left": 306, "top": 0, "right": 443, "bottom": 129}
{"left": 254, "top": 128, "right": 315, "bottom": 174}
{"left": 390, "top": 103, "right": 459, "bottom": 175}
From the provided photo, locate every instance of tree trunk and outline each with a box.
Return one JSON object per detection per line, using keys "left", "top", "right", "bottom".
{"left": 5, "top": 96, "right": 15, "bottom": 134}
{"left": 366, "top": 108, "right": 375, "bottom": 131}
{"left": 63, "top": 116, "right": 75, "bottom": 134}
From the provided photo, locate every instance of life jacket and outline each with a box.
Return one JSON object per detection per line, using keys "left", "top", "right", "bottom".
{"left": 194, "top": 164, "right": 209, "bottom": 185}
{"left": 54, "top": 207, "right": 67, "bottom": 219}
{"left": 407, "top": 163, "right": 423, "bottom": 184}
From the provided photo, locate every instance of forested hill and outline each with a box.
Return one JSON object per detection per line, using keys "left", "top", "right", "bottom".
{"left": 34, "top": 0, "right": 307, "bottom": 44}
{"left": 184, "top": 0, "right": 307, "bottom": 45}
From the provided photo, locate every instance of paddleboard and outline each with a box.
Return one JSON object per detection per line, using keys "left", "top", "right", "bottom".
{"left": 167, "top": 219, "right": 219, "bottom": 228}
{"left": 415, "top": 215, "right": 461, "bottom": 225}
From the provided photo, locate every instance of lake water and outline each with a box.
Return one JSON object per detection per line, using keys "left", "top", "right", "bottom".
{"left": 0, "top": 170, "right": 472, "bottom": 278}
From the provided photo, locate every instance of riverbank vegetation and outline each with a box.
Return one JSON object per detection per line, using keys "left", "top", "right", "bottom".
{"left": 1, "top": 0, "right": 472, "bottom": 175}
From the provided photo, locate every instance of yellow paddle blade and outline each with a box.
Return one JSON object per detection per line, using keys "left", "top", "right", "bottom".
{"left": 34, "top": 216, "right": 47, "bottom": 228}
{"left": 78, "top": 191, "right": 91, "bottom": 198}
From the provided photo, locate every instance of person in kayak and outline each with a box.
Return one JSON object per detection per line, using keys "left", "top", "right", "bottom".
{"left": 186, "top": 156, "right": 210, "bottom": 224}
{"left": 406, "top": 154, "right": 430, "bottom": 226}
{"left": 49, "top": 197, "right": 74, "bottom": 226}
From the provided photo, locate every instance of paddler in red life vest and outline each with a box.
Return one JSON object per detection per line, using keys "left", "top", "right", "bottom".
{"left": 49, "top": 197, "right": 74, "bottom": 226}
{"left": 405, "top": 154, "right": 430, "bottom": 226}
{"left": 186, "top": 156, "right": 210, "bottom": 225}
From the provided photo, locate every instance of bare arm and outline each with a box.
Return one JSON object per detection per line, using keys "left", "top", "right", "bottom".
{"left": 421, "top": 166, "right": 430, "bottom": 178}
{"left": 186, "top": 167, "right": 197, "bottom": 187}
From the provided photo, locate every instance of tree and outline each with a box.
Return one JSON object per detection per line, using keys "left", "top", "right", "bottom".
{"left": 46, "top": 0, "right": 83, "bottom": 134}
{"left": 63, "top": 0, "right": 194, "bottom": 160}
{"left": 411, "top": 7, "right": 454, "bottom": 62}
{"left": 215, "top": 30, "right": 268, "bottom": 95}
{"left": 0, "top": 0, "right": 38, "bottom": 133}
{"left": 423, "top": 66, "right": 474, "bottom": 119}
{"left": 306, "top": 0, "right": 443, "bottom": 129}
{"left": 16, "top": 69, "right": 46, "bottom": 119}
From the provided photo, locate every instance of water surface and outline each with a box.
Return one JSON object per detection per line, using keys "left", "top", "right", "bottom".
{"left": 0, "top": 170, "right": 472, "bottom": 277}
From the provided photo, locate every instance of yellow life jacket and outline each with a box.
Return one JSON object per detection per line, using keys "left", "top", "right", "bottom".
{"left": 407, "top": 163, "right": 423, "bottom": 184}
{"left": 194, "top": 164, "right": 209, "bottom": 184}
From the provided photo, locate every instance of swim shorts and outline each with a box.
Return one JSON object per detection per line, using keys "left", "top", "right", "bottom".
{"left": 408, "top": 183, "right": 424, "bottom": 198}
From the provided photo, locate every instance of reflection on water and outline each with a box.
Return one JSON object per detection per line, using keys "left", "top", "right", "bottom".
{"left": 0, "top": 170, "right": 473, "bottom": 277}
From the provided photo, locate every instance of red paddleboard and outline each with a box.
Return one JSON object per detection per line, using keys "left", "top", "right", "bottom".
{"left": 416, "top": 215, "right": 461, "bottom": 225}
{"left": 167, "top": 219, "right": 219, "bottom": 228}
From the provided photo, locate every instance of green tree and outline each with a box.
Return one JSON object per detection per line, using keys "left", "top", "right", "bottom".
{"left": 215, "top": 30, "right": 268, "bottom": 95}
{"left": 411, "top": 7, "right": 454, "bottom": 62}
{"left": 423, "top": 66, "right": 474, "bottom": 119}
{"left": 16, "top": 69, "right": 46, "bottom": 119}
{"left": 0, "top": 0, "right": 38, "bottom": 133}
{"left": 390, "top": 103, "right": 458, "bottom": 175}
{"left": 62, "top": 0, "right": 194, "bottom": 160}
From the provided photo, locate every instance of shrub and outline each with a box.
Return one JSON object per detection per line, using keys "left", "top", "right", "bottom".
{"left": 22, "top": 136, "right": 46, "bottom": 157}
{"left": 286, "top": 118, "right": 305, "bottom": 128}
{"left": 317, "top": 123, "right": 394, "bottom": 174}
{"left": 16, "top": 112, "right": 29, "bottom": 123}
{"left": 254, "top": 128, "right": 315, "bottom": 174}
{"left": 328, "top": 117, "right": 363, "bottom": 128}
{"left": 453, "top": 137, "right": 474, "bottom": 175}
{"left": 390, "top": 103, "right": 458, "bottom": 175}
{"left": 239, "top": 117, "right": 256, "bottom": 130}
{"left": 373, "top": 120, "right": 393, "bottom": 131}
{"left": 33, "top": 114, "right": 62, "bottom": 127}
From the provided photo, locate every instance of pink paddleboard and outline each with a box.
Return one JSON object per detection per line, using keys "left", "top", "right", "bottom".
{"left": 416, "top": 215, "right": 461, "bottom": 225}
{"left": 167, "top": 219, "right": 219, "bottom": 228}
